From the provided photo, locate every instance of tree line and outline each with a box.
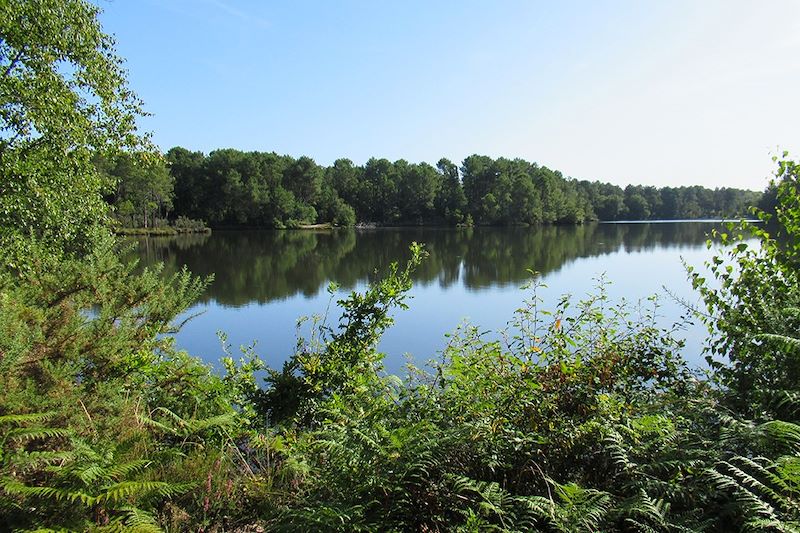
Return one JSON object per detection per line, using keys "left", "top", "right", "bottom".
{"left": 102, "top": 147, "right": 762, "bottom": 228}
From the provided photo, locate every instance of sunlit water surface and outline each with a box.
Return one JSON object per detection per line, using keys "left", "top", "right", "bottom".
{"left": 130, "top": 223, "right": 750, "bottom": 374}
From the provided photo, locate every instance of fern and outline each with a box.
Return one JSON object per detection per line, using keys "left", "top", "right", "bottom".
{"left": 0, "top": 412, "right": 56, "bottom": 425}
{"left": 0, "top": 411, "right": 68, "bottom": 464}
{"left": 708, "top": 456, "right": 800, "bottom": 529}
{"left": 138, "top": 407, "right": 238, "bottom": 439}
{"left": 1, "top": 438, "right": 194, "bottom": 531}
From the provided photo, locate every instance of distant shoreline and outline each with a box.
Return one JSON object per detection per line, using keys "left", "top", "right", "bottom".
{"left": 134, "top": 218, "right": 760, "bottom": 235}
{"left": 114, "top": 227, "right": 211, "bottom": 236}
{"left": 599, "top": 218, "right": 760, "bottom": 224}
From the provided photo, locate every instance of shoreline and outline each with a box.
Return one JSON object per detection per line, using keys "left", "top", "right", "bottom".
{"left": 114, "top": 227, "right": 211, "bottom": 236}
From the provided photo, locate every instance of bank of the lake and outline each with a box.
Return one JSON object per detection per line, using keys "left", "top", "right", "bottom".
{"left": 115, "top": 226, "right": 211, "bottom": 236}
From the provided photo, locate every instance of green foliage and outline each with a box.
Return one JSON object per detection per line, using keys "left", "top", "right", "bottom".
{"left": 99, "top": 152, "right": 174, "bottom": 229}
{"left": 1, "top": 180, "right": 794, "bottom": 531}
{"left": 0, "top": 0, "right": 147, "bottom": 262}
{"left": 691, "top": 153, "right": 800, "bottom": 415}
{"left": 164, "top": 147, "right": 760, "bottom": 229}
{"left": 220, "top": 154, "right": 798, "bottom": 530}
{"left": 2, "top": 1, "right": 795, "bottom": 530}
{"left": 1, "top": 436, "right": 193, "bottom": 531}
{"left": 0, "top": 236, "right": 250, "bottom": 530}
{"left": 239, "top": 269, "right": 709, "bottom": 530}
{"left": 685, "top": 154, "right": 800, "bottom": 530}
{"left": 263, "top": 242, "right": 427, "bottom": 426}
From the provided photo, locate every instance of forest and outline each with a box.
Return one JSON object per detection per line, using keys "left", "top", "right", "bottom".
{"left": 3, "top": 1, "right": 800, "bottom": 531}
{"left": 102, "top": 147, "right": 763, "bottom": 229}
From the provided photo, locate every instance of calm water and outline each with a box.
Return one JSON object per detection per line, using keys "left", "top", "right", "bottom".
{"left": 131, "top": 223, "right": 744, "bottom": 373}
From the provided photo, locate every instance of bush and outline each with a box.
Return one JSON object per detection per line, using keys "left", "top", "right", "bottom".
{"left": 691, "top": 154, "right": 800, "bottom": 415}
{"left": 0, "top": 242, "right": 251, "bottom": 530}
{"left": 332, "top": 198, "right": 356, "bottom": 227}
{"left": 173, "top": 215, "right": 210, "bottom": 232}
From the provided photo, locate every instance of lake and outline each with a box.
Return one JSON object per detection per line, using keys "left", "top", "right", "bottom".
{"left": 131, "top": 222, "right": 744, "bottom": 374}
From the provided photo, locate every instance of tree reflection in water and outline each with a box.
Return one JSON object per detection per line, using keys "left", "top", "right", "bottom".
{"left": 129, "top": 223, "right": 719, "bottom": 308}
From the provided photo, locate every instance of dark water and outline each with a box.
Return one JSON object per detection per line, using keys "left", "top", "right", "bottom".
{"left": 131, "top": 223, "right": 744, "bottom": 373}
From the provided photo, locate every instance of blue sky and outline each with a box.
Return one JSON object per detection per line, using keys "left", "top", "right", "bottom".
{"left": 99, "top": 0, "right": 800, "bottom": 190}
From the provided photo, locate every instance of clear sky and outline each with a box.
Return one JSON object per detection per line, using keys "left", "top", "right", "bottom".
{"left": 98, "top": 0, "right": 800, "bottom": 190}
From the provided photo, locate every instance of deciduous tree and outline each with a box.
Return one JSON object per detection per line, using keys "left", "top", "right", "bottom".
{"left": 0, "top": 0, "right": 147, "bottom": 261}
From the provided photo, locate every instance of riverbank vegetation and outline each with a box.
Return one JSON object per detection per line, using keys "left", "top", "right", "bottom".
{"left": 113, "top": 217, "right": 210, "bottom": 237}
{"left": 2, "top": 1, "right": 798, "bottom": 531}
{"left": 95, "top": 152, "right": 210, "bottom": 234}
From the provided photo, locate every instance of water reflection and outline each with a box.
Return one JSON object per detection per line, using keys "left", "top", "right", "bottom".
{"left": 130, "top": 223, "right": 719, "bottom": 308}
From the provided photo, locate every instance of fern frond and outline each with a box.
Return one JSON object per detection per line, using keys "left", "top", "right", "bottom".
{"left": 6, "top": 427, "right": 69, "bottom": 443}
{"left": 139, "top": 408, "right": 238, "bottom": 438}
{"left": 707, "top": 464, "right": 778, "bottom": 521}
{"left": 616, "top": 488, "right": 671, "bottom": 532}
{"left": 602, "top": 429, "right": 635, "bottom": 473}
{"left": 621, "top": 518, "right": 661, "bottom": 533}
{"left": 743, "top": 518, "right": 800, "bottom": 533}
{"left": 515, "top": 494, "right": 556, "bottom": 520}
{"left": 118, "top": 505, "right": 163, "bottom": 533}
{"left": 723, "top": 457, "right": 785, "bottom": 507}
{"left": 777, "top": 391, "right": 800, "bottom": 414}
{"left": 97, "top": 481, "right": 165, "bottom": 504}
{"left": 137, "top": 413, "right": 177, "bottom": 435}
{"left": 0, "top": 412, "right": 54, "bottom": 426}
{"left": 550, "top": 481, "right": 612, "bottom": 532}
{"left": 348, "top": 427, "right": 383, "bottom": 455}
{"left": 8, "top": 450, "right": 76, "bottom": 468}
{"left": 185, "top": 412, "right": 238, "bottom": 432}
{"left": 97, "top": 480, "right": 192, "bottom": 504}
{"left": 0, "top": 479, "right": 95, "bottom": 505}
{"left": 106, "top": 459, "right": 152, "bottom": 481}
{"left": 760, "top": 420, "right": 800, "bottom": 453}
{"left": 75, "top": 463, "right": 106, "bottom": 485}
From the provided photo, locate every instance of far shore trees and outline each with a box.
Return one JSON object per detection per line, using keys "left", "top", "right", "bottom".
{"left": 142, "top": 147, "right": 762, "bottom": 229}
